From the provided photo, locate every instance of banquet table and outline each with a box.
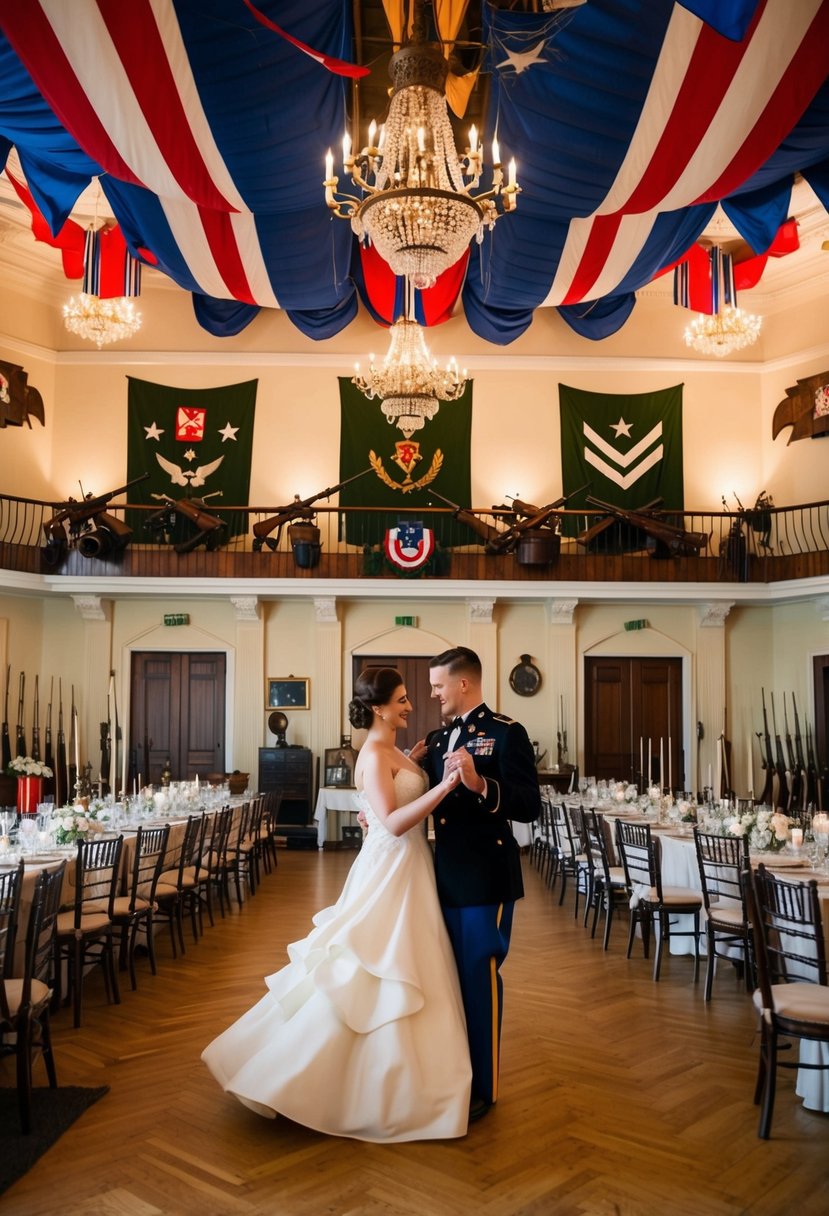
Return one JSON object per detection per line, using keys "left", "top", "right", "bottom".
{"left": 313, "top": 787, "right": 363, "bottom": 848}
{"left": 610, "top": 824, "right": 829, "bottom": 1115}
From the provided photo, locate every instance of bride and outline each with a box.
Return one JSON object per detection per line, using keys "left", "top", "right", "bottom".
{"left": 201, "top": 666, "right": 472, "bottom": 1142}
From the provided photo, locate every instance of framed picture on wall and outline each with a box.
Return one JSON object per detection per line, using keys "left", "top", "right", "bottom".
{"left": 265, "top": 677, "right": 310, "bottom": 710}
{"left": 323, "top": 745, "right": 357, "bottom": 788}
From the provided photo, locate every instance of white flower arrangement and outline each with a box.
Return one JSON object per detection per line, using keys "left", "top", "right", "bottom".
{"left": 721, "top": 806, "right": 792, "bottom": 852}
{"left": 611, "top": 781, "right": 639, "bottom": 804}
{"left": 48, "top": 803, "right": 106, "bottom": 845}
{"left": 7, "top": 755, "right": 53, "bottom": 778}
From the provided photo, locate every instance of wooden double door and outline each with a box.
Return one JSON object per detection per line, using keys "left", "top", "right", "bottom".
{"left": 130, "top": 652, "right": 226, "bottom": 785}
{"left": 584, "top": 656, "right": 684, "bottom": 790}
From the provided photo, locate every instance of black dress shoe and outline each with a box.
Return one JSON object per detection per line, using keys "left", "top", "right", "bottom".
{"left": 468, "top": 1097, "right": 492, "bottom": 1122}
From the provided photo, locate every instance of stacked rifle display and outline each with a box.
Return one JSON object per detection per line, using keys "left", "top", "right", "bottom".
{"left": 1, "top": 669, "right": 133, "bottom": 807}
{"left": 756, "top": 688, "right": 826, "bottom": 814}
{"left": 579, "top": 497, "right": 709, "bottom": 558}
{"left": 429, "top": 483, "right": 589, "bottom": 555}
{"left": 41, "top": 474, "right": 149, "bottom": 566}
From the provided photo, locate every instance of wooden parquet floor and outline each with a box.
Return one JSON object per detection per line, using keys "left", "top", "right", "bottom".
{"left": 2, "top": 848, "right": 828, "bottom": 1216}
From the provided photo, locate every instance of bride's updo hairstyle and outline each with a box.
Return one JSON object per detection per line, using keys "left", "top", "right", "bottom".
{"left": 348, "top": 667, "right": 403, "bottom": 730}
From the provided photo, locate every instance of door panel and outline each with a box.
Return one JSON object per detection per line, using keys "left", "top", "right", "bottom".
{"left": 585, "top": 656, "right": 683, "bottom": 789}
{"left": 130, "top": 652, "right": 225, "bottom": 783}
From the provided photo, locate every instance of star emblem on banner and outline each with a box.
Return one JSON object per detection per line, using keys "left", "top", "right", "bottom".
{"left": 183, "top": 449, "right": 196, "bottom": 462}
{"left": 611, "top": 417, "right": 632, "bottom": 438}
{"left": 495, "top": 40, "right": 546, "bottom": 75}
{"left": 219, "top": 421, "right": 239, "bottom": 442}
{"left": 144, "top": 421, "right": 164, "bottom": 441}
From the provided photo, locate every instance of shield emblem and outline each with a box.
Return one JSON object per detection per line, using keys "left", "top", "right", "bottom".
{"left": 384, "top": 521, "right": 435, "bottom": 571}
{"left": 176, "top": 406, "right": 206, "bottom": 441}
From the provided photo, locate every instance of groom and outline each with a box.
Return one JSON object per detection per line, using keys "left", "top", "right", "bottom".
{"left": 421, "top": 646, "right": 541, "bottom": 1121}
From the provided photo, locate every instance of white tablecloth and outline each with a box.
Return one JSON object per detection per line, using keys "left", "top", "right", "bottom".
{"left": 313, "top": 788, "right": 363, "bottom": 848}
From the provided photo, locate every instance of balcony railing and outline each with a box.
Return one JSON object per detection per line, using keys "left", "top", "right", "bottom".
{"left": 2, "top": 493, "right": 828, "bottom": 583}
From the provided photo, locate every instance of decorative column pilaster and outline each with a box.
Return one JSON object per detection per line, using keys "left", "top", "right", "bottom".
{"left": 313, "top": 597, "right": 342, "bottom": 756}
{"left": 230, "top": 596, "right": 263, "bottom": 779}
{"left": 546, "top": 598, "right": 579, "bottom": 768}
{"left": 466, "top": 599, "right": 497, "bottom": 703}
{"left": 696, "top": 601, "right": 733, "bottom": 794}
{"left": 71, "top": 595, "right": 112, "bottom": 783}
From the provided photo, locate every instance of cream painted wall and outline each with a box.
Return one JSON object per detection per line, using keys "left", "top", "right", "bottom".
{"left": 1, "top": 271, "right": 827, "bottom": 509}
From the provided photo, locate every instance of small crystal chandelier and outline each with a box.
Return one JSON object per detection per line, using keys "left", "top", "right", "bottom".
{"left": 324, "top": 5, "right": 519, "bottom": 290}
{"left": 677, "top": 242, "right": 761, "bottom": 357}
{"left": 63, "top": 187, "right": 142, "bottom": 348}
{"left": 353, "top": 281, "right": 467, "bottom": 438}
{"left": 63, "top": 293, "right": 142, "bottom": 348}
{"left": 683, "top": 303, "right": 762, "bottom": 357}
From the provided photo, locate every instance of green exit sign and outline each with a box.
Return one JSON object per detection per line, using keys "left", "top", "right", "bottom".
{"left": 394, "top": 615, "right": 418, "bottom": 627}
{"left": 163, "top": 613, "right": 190, "bottom": 626}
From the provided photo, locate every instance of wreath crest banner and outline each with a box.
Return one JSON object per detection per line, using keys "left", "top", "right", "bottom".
{"left": 339, "top": 377, "right": 472, "bottom": 545}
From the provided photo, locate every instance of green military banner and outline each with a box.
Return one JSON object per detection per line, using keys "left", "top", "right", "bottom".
{"left": 559, "top": 383, "right": 684, "bottom": 536}
{"left": 126, "top": 377, "right": 256, "bottom": 542}
{"left": 338, "top": 377, "right": 473, "bottom": 546}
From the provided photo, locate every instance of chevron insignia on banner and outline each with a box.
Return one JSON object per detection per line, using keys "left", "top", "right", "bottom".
{"left": 384, "top": 522, "right": 435, "bottom": 571}
{"left": 582, "top": 421, "right": 663, "bottom": 490}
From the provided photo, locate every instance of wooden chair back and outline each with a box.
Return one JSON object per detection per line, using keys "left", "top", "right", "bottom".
{"left": 127, "top": 823, "right": 171, "bottom": 910}
{"left": 0, "top": 860, "right": 24, "bottom": 1003}
{"left": 69, "top": 835, "right": 125, "bottom": 927}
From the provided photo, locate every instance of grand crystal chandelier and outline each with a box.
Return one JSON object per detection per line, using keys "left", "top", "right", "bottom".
{"left": 353, "top": 283, "right": 467, "bottom": 438}
{"left": 683, "top": 303, "right": 762, "bottom": 357}
{"left": 324, "top": 11, "right": 519, "bottom": 290}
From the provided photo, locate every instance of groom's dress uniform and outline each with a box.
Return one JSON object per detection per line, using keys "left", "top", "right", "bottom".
{"left": 423, "top": 703, "right": 541, "bottom": 1107}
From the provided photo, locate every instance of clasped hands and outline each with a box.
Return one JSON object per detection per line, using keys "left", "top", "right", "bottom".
{"left": 442, "top": 746, "right": 486, "bottom": 796}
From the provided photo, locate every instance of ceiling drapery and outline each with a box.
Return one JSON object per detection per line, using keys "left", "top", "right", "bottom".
{"left": 0, "top": 0, "right": 828, "bottom": 344}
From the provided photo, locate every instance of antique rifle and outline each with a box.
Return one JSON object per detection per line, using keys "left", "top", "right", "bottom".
{"left": 805, "top": 722, "right": 819, "bottom": 810}
{"left": 31, "top": 674, "right": 40, "bottom": 762}
{"left": 788, "top": 692, "right": 806, "bottom": 812}
{"left": 486, "top": 482, "right": 590, "bottom": 556}
{"left": 146, "top": 491, "right": 226, "bottom": 554}
{"left": 42, "top": 473, "right": 148, "bottom": 563}
{"left": 579, "top": 497, "right": 661, "bottom": 547}
{"left": 252, "top": 468, "right": 373, "bottom": 552}
{"left": 44, "top": 677, "right": 54, "bottom": 797}
{"left": 426, "top": 490, "right": 506, "bottom": 549}
{"left": 758, "top": 688, "right": 775, "bottom": 806}
{"left": 68, "top": 685, "right": 77, "bottom": 798}
{"left": 15, "top": 670, "right": 26, "bottom": 758}
{"left": 719, "top": 706, "right": 732, "bottom": 800}
{"left": 583, "top": 496, "right": 708, "bottom": 557}
{"left": 769, "top": 691, "right": 790, "bottom": 810}
{"left": 1, "top": 665, "right": 10, "bottom": 770}
{"left": 54, "top": 679, "right": 66, "bottom": 808}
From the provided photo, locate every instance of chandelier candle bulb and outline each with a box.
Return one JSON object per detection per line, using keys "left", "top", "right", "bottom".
{"left": 508, "top": 159, "right": 516, "bottom": 188}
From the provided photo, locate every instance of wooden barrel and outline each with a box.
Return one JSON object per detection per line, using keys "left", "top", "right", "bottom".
{"left": 516, "top": 529, "right": 561, "bottom": 566}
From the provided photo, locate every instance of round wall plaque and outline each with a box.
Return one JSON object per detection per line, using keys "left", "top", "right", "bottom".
{"left": 509, "top": 654, "right": 542, "bottom": 697}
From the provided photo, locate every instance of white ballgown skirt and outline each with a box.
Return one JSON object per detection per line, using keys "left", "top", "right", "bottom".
{"left": 202, "top": 769, "right": 471, "bottom": 1141}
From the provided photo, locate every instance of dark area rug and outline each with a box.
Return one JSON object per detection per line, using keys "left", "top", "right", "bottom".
{"left": 0, "top": 1086, "right": 109, "bottom": 1194}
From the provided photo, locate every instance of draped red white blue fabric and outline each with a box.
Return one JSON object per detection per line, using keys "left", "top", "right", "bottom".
{"left": 0, "top": 0, "right": 828, "bottom": 343}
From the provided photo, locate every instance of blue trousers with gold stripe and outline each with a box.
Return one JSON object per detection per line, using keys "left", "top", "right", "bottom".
{"left": 441, "top": 901, "right": 515, "bottom": 1106}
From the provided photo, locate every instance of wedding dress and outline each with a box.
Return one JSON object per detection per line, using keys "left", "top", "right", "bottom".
{"left": 201, "top": 768, "right": 472, "bottom": 1142}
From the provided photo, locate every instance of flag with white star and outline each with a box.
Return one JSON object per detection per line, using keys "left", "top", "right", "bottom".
{"left": 125, "top": 376, "right": 256, "bottom": 542}
{"left": 559, "top": 383, "right": 683, "bottom": 536}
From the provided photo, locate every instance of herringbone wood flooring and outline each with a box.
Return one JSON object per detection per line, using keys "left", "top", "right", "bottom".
{"left": 2, "top": 849, "right": 828, "bottom": 1216}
